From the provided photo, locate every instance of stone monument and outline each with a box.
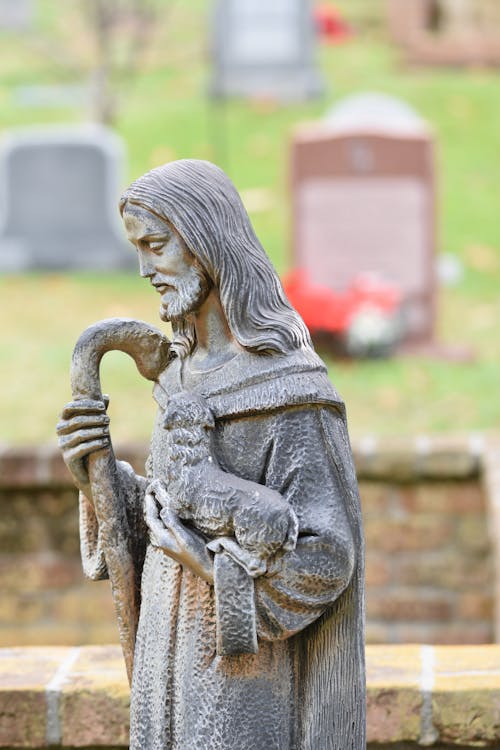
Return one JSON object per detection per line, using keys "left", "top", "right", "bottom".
{"left": 290, "top": 93, "right": 436, "bottom": 343}
{"left": 209, "top": 0, "right": 323, "bottom": 100}
{"left": 0, "top": 126, "right": 135, "bottom": 271}
{"left": 0, "top": 0, "right": 33, "bottom": 30}
{"left": 386, "top": 0, "right": 500, "bottom": 66}
{"left": 57, "top": 159, "right": 365, "bottom": 749}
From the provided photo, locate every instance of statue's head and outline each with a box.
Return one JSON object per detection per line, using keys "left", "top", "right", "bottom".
{"left": 119, "top": 159, "right": 311, "bottom": 356}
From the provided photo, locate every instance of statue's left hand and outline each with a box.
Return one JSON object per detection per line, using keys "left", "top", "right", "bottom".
{"left": 144, "top": 488, "right": 214, "bottom": 585}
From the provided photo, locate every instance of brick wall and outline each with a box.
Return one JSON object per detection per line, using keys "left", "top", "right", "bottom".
{"left": 1, "top": 645, "right": 499, "bottom": 748}
{"left": 0, "top": 437, "right": 497, "bottom": 648}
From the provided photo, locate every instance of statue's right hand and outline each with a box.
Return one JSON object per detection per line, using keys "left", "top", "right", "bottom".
{"left": 56, "top": 398, "right": 110, "bottom": 489}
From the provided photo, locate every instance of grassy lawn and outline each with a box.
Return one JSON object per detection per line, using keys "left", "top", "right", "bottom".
{"left": 0, "top": 1, "right": 499, "bottom": 444}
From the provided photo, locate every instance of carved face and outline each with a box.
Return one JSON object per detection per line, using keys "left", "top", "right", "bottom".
{"left": 122, "top": 204, "right": 211, "bottom": 322}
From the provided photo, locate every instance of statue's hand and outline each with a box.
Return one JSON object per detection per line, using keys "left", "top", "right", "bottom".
{"left": 144, "top": 489, "right": 214, "bottom": 584}
{"left": 56, "top": 397, "right": 111, "bottom": 492}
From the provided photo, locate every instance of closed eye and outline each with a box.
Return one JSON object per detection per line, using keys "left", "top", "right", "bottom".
{"left": 149, "top": 242, "right": 165, "bottom": 254}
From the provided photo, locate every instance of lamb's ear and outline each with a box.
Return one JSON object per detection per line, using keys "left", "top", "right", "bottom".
{"left": 163, "top": 401, "right": 177, "bottom": 430}
{"left": 203, "top": 408, "right": 215, "bottom": 430}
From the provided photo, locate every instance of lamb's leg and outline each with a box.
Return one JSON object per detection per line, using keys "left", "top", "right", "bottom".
{"left": 145, "top": 478, "right": 171, "bottom": 509}
{"left": 160, "top": 507, "right": 211, "bottom": 559}
{"left": 206, "top": 537, "right": 267, "bottom": 578}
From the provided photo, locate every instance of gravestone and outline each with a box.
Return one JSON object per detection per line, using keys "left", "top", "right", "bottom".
{"left": 386, "top": 0, "right": 432, "bottom": 46}
{"left": 209, "top": 0, "right": 323, "bottom": 100}
{"left": 0, "top": 0, "right": 33, "bottom": 30}
{"left": 290, "top": 93, "right": 436, "bottom": 343}
{"left": 0, "top": 126, "right": 135, "bottom": 271}
{"left": 386, "top": 0, "right": 500, "bottom": 66}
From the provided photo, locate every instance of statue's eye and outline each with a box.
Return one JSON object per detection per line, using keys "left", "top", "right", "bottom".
{"left": 149, "top": 242, "right": 165, "bottom": 254}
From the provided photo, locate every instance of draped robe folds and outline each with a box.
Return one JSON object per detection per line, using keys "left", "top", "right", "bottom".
{"left": 79, "top": 347, "right": 366, "bottom": 750}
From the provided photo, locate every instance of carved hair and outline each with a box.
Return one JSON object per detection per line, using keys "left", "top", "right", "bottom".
{"left": 119, "top": 159, "right": 312, "bottom": 356}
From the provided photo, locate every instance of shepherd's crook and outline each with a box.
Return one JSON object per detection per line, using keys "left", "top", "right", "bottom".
{"left": 70, "top": 318, "right": 171, "bottom": 684}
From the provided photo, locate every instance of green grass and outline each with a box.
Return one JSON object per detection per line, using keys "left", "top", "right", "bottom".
{"left": 0, "top": 1, "right": 499, "bottom": 443}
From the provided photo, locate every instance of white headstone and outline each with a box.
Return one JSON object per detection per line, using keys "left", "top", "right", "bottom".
{"left": 0, "top": 0, "right": 33, "bottom": 30}
{"left": 210, "top": 0, "right": 323, "bottom": 100}
{"left": 0, "top": 126, "right": 134, "bottom": 271}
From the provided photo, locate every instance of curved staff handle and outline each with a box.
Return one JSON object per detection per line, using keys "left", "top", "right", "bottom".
{"left": 70, "top": 318, "right": 171, "bottom": 685}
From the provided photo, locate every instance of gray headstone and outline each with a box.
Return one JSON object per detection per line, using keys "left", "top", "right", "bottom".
{"left": 209, "top": 0, "right": 323, "bottom": 101}
{"left": 14, "top": 84, "right": 89, "bottom": 109}
{"left": 0, "top": 126, "right": 135, "bottom": 271}
{"left": 0, "top": 0, "right": 33, "bottom": 30}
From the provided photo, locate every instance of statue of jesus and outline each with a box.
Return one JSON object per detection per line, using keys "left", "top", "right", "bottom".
{"left": 57, "top": 159, "right": 365, "bottom": 750}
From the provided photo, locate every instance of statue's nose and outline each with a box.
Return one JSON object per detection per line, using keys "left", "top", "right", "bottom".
{"left": 137, "top": 249, "right": 154, "bottom": 278}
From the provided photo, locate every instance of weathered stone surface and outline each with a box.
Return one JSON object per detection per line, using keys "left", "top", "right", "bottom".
{"left": 0, "top": 646, "right": 65, "bottom": 746}
{"left": 57, "top": 160, "right": 365, "bottom": 748}
{"left": 60, "top": 646, "right": 129, "bottom": 747}
{"left": 433, "top": 646, "right": 500, "bottom": 745}
{"left": 2, "top": 645, "right": 500, "bottom": 747}
{"left": 365, "top": 645, "right": 422, "bottom": 743}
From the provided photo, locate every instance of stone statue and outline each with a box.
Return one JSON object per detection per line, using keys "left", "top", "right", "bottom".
{"left": 57, "top": 159, "right": 365, "bottom": 750}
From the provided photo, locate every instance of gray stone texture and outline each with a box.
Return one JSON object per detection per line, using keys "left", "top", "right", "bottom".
{"left": 57, "top": 160, "right": 365, "bottom": 749}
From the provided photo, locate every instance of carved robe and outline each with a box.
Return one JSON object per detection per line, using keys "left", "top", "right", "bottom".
{"left": 80, "top": 347, "right": 365, "bottom": 750}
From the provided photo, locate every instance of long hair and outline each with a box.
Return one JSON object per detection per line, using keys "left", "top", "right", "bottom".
{"left": 119, "top": 159, "right": 312, "bottom": 356}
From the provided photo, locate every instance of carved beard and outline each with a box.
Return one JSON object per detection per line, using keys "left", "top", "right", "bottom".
{"left": 159, "top": 265, "right": 211, "bottom": 323}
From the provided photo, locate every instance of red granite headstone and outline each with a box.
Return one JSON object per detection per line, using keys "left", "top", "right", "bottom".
{"left": 290, "top": 94, "right": 436, "bottom": 343}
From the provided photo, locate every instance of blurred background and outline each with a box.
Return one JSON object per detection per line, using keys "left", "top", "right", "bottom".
{"left": 1, "top": 0, "right": 500, "bottom": 650}
{"left": 0, "top": 0, "right": 499, "bottom": 444}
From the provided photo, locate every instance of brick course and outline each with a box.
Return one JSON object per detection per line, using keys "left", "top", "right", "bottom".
{"left": 1, "top": 645, "right": 499, "bottom": 748}
{"left": 0, "top": 437, "right": 497, "bottom": 647}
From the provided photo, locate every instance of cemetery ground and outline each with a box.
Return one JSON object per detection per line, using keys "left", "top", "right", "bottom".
{"left": 0, "top": 0, "right": 499, "bottom": 443}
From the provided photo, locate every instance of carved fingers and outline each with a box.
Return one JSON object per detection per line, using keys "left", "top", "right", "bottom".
{"left": 56, "top": 398, "right": 111, "bottom": 489}
{"left": 145, "top": 478, "right": 170, "bottom": 508}
{"left": 144, "top": 490, "right": 214, "bottom": 584}
{"left": 144, "top": 490, "right": 176, "bottom": 549}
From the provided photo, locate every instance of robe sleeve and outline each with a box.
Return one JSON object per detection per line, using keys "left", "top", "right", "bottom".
{"left": 253, "top": 406, "right": 358, "bottom": 642}
{"left": 79, "top": 459, "right": 149, "bottom": 581}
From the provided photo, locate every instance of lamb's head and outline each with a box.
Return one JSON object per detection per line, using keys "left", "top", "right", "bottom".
{"left": 164, "top": 392, "right": 215, "bottom": 431}
{"left": 163, "top": 393, "right": 215, "bottom": 468}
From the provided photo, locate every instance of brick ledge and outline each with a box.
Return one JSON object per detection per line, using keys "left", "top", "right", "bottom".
{"left": 1, "top": 645, "right": 499, "bottom": 747}
{"left": 0, "top": 434, "right": 488, "bottom": 489}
